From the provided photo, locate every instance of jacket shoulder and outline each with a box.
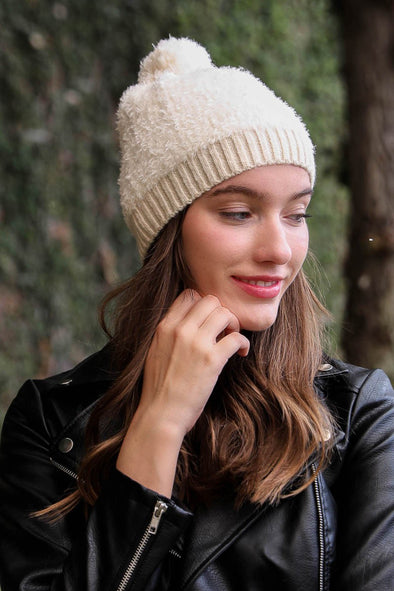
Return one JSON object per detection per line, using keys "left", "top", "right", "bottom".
{"left": 31, "top": 343, "right": 117, "bottom": 392}
{"left": 315, "top": 357, "right": 393, "bottom": 411}
{"left": 1, "top": 345, "right": 118, "bottom": 483}
{"left": 2, "top": 344, "right": 117, "bottom": 444}
{"left": 318, "top": 358, "right": 394, "bottom": 484}
{"left": 316, "top": 358, "right": 394, "bottom": 453}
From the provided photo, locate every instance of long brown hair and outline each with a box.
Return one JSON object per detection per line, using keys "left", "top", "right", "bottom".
{"left": 37, "top": 209, "right": 334, "bottom": 518}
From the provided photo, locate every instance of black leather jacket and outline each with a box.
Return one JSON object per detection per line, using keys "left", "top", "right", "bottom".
{"left": 1, "top": 346, "right": 394, "bottom": 591}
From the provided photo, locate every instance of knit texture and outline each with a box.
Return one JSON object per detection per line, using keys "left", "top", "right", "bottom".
{"left": 118, "top": 37, "right": 315, "bottom": 257}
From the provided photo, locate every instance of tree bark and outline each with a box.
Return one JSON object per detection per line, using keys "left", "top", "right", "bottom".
{"left": 340, "top": 0, "right": 394, "bottom": 374}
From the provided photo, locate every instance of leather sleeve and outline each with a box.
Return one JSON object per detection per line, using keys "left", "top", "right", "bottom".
{"left": 332, "top": 369, "right": 394, "bottom": 591}
{"left": 0, "top": 380, "right": 192, "bottom": 591}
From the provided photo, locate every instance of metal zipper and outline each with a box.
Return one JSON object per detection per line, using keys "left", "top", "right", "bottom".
{"left": 117, "top": 499, "right": 168, "bottom": 591}
{"left": 169, "top": 548, "right": 182, "bottom": 560}
{"left": 312, "top": 464, "right": 325, "bottom": 591}
{"left": 51, "top": 458, "right": 169, "bottom": 589}
{"left": 50, "top": 457, "right": 78, "bottom": 480}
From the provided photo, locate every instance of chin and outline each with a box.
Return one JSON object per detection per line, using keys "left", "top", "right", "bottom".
{"left": 234, "top": 301, "right": 281, "bottom": 333}
{"left": 240, "top": 316, "right": 278, "bottom": 332}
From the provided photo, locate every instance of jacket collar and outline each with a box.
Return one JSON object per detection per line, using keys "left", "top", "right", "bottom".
{"left": 45, "top": 343, "right": 117, "bottom": 389}
{"left": 47, "top": 344, "right": 118, "bottom": 476}
{"left": 315, "top": 357, "right": 349, "bottom": 379}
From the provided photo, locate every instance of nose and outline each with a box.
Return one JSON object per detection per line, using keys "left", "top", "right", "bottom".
{"left": 252, "top": 217, "right": 292, "bottom": 265}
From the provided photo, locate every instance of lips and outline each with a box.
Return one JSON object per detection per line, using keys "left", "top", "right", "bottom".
{"left": 239, "top": 279, "right": 277, "bottom": 287}
{"left": 231, "top": 275, "right": 283, "bottom": 299}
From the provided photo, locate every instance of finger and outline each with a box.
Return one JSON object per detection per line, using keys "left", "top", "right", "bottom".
{"left": 216, "top": 331, "right": 250, "bottom": 359}
{"left": 181, "top": 294, "right": 226, "bottom": 329}
{"left": 199, "top": 305, "right": 240, "bottom": 341}
{"left": 160, "top": 289, "right": 202, "bottom": 326}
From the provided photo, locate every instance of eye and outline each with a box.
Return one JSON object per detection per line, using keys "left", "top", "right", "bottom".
{"left": 287, "top": 213, "right": 312, "bottom": 224}
{"left": 219, "top": 211, "right": 251, "bottom": 221}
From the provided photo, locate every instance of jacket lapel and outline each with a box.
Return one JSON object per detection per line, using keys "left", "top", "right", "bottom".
{"left": 179, "top": 495, "right": 266, "bottom": 589}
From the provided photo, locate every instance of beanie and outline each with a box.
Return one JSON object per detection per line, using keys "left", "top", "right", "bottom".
{"left": 118, "top": 37, "right": 315, "bottom": 257}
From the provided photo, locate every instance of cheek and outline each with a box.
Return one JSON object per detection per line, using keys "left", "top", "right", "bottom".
{"left": 182, "top": 214, "right": 239, "bottom": 264}
{"left": 292, "top": 232, "right": 309, "bottom": 270}
{"left": 183, "top": 230, "right": 229, "bottom": 279}
{"left": 182, "top": 217, "right": 213, "bottom": 279}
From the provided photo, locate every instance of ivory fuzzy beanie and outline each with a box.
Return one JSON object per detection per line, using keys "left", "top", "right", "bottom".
{"left": 118, "top": 37, "right": 315, "bottom": 257}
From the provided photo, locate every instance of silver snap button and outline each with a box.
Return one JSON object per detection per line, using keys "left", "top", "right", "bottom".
{"left": 318, "top": 363, "right": 333, "bottom": 372}
{"left": 58, "top": 438, "right": 74, "bottom": 453}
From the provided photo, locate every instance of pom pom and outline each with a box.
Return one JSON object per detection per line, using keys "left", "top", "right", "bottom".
{"left": 138, "top": 37, "right": 212, "bottom": 83}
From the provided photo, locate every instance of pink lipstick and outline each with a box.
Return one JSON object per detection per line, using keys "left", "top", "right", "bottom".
{"left": 231, "top": 276, "right": 283, "bottom": 299}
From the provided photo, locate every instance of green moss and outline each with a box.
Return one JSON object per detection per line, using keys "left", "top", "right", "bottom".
{"left": 0, "top": 0, "right": 346, "bottom": 423}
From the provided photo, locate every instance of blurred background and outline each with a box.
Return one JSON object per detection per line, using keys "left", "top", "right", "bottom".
{"left": 1, "top": 0, "right": 393, "bottom": 423}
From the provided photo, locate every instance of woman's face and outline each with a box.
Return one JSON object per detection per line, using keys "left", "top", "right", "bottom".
{"left": 181, "top": 165, "right": 311, "bottom": 332}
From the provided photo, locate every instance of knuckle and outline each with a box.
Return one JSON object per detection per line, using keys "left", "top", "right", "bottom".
{"left": 228, "top": 331, "right": 240, "bottom": 344}
{"left": 204, "top": 294, "right": 221, "bottom": 307}
{"left": 218, "top": 306, "right": 239, "bottom": 328}
{"left": 156, "top": 318, "right": 170, "bottom": 336}
{"left": 201, "top": 348, "right": 216, "bottom": 367}
{"left": 173, "top": 324, "right": 189, "bottom": 342}
{"left": 221, "top": 307, "right": 234, "bottom": 321}
{"left": 214, "top": 307, "right": 231, "bottom": 325}
{"left": 222, "top": 331, "right": 243, "bottom": 353}
{"left": 190, "top": 338, "right": 214, "bottom": 364}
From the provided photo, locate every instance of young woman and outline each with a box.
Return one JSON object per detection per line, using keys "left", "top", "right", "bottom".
{"left": 1, "top": 37, "right": 394, "bottom": 591}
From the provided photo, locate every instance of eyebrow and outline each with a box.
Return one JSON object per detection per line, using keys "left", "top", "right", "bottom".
{"left": 207, "top": 185, "right": 313, "bottom": 201}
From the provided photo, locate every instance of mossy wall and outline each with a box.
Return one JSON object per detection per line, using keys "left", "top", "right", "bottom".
{"left": 0, "top": 0, "right": 345, "bottom": 421}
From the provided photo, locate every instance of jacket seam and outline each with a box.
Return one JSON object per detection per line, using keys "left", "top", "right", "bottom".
{"left": 179, "top": 505, "right": 264, "bottom": 590}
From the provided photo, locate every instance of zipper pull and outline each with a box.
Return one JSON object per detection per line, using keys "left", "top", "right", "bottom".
{"left": 148, "top": 500, "right": 168, "bottom": 534}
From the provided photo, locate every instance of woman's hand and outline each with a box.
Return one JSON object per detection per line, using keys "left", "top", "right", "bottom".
{"left": 116, "top": 289, "right": 249, "bottom": 496}
{"left": 140, "top": 289, "right": 249, "bottom": 434}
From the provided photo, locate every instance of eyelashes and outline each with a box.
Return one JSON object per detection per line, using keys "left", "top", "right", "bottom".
{"left": 219, "top": 211, "right": 251, "bottom": 221}
{"left": 289, "top": 213, "right": 312, "bottom": 223}
{"left": 219, "top": 212, "right": 312, "bottom": 224}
